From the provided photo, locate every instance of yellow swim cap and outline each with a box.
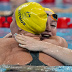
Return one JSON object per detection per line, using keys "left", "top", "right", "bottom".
{"left": 15, "top": 2, "right": 47, "bottom": 34}
{"left": 44, "top": 8, "right": 55, "bottom": 15}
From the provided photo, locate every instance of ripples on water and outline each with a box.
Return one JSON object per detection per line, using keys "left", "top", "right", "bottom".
{"left": 0, "top": 65, "right": 72, "bottom": 72}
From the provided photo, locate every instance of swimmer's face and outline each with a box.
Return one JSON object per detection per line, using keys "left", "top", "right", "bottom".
{"left": 40, "top": 11, "right": 57, "bottom": 39}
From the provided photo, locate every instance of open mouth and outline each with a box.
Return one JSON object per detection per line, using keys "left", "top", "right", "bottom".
{"left": 42, "top": 34, "right": 51, "bottom": 38}
{"left": 40, "top": 33, "right": 51, "bottom": 40}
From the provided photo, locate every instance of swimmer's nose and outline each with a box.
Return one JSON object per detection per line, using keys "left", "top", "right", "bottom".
{"left": 45, "top": 21, "right": 51, "bottom": 32}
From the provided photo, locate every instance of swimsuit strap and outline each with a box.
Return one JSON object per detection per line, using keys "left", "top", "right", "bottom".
{"left": 27, "top": 51, "right": 47, "bottom": 66}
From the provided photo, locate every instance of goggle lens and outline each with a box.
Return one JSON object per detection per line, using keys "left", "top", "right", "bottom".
{"left": 52, "top": 14, "right": 58, "bottom": 20}
{"left": 47, "top": 14, "right": 58, "bottom": 21}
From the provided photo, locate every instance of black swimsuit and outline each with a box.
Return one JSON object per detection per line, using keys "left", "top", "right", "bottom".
{"left": 27, "top": 51, "right": 47, "bottom": 66}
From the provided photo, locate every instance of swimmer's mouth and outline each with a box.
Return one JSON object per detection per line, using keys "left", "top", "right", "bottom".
{"left": 41, "top": 33, "right": 51, "bottom": 39}
{"left": 42, "top": 34, "right": 51, "bottom": 38}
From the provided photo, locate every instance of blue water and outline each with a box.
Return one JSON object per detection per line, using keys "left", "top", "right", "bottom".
{"left": 57, "top": 29, "right": 72, "bottom": 49}
{"left": 53, "top": 66, "right": 72, "bottom": 72}
{"left": 0, "top": 28, "right": 10, "bottom": 38}
{"left": 0, "top": 2, "right": 11, "bottom": 11}
{"left": 0, "top": 65, "right": 72, "bottom": 72}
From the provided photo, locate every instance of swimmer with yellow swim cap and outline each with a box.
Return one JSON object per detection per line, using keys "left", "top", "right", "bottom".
{"left": 15, "top": 2, "right": 58, "bottom": 35}
{"left": 6, "top": 2, "right": 58, "bottom": 38}
{"left": 3, "top": 2, "right": 68, "bottom": 66}
{"left": 15, "top": 2, "right": 47, "bottom": 34}
{"left": 13, "top": 3, "right": 68, "bottom": 66}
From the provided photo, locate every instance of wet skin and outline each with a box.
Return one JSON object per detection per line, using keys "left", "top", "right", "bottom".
{"left": 0, "top": 38, "right": 63, "bottom": 66}
{"left": 0, "top": 14, "right": 65, "bottom": 66}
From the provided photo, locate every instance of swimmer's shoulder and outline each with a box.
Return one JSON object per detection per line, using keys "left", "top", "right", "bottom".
{"left": 54, "top": 36, "right": 68, "bottom": 48}
{"left": 0, "top": 38, "right": 16, "bottom": 44}
{"left": 50, "top": 36, "right": 68, "bottom": 48}
{"left": 0, "top": 38, "right": 19, "bottom": 51}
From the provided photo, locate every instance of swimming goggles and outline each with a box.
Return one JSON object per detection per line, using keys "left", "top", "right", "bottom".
{"left": 47, "top": 14, "right": 58, "bottom": 21}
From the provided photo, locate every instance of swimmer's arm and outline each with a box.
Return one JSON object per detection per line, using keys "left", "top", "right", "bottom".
{"left": 14, "top": 34, "right": 72, "bottom": 65}
{"left": 3, "top": 32, "right": 12, "bottom": 38}
{"left": 42, "top": 43, "right": 72, "bottom": 66}
{"left": 44, "top": 36, "right": 68, "bottom": 48}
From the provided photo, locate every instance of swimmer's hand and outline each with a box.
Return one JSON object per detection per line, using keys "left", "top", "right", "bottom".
{"left": 14, "top": 33, "right": 72, "bottom": 65}
{"left": 14, "top": 33, "right": 47, "bottom": 51}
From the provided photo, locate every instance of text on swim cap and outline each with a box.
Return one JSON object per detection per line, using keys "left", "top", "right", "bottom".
{"left": 25, "top": 12, "right": 31, "bottom": 17}
{"left": 18, "top": 10, "right": 25, "bottom": 25}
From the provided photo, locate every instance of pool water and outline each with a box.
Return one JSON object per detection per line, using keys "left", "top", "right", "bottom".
{"left": 0, "top": 2, "right": 11, "bottom": 11}
{"left": 0, "top": 65, "right": 72, "bottom": 72}
{"left": 57, "top": 29, "right": 72, "bottom": 49}
{"left": 0, "top": 28, "right": 10, "bottom": 38}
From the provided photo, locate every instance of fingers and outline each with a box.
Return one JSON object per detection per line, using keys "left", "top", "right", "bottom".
{"left": 16, "top": 39, "right": 26, "bottom": 45}
{"left": 14, "top": 33, "right": 26, "bottom": 41}
{"left": 14, "top": 33, "right": 30, "bottom": 40}
{"left": 14, "top": 33, "right": 26, "bottom": 44}
{"left": 19, "top": 44, "right": 32, "bottom": 51}
{"left": 15, "top": 35, "right": 25, "bottom": 41}
{"left": 14, "top": 33, "right": 25, "bottom": 38}
{"left": 14, "top": 33, "right": 34, "bottom": 42}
